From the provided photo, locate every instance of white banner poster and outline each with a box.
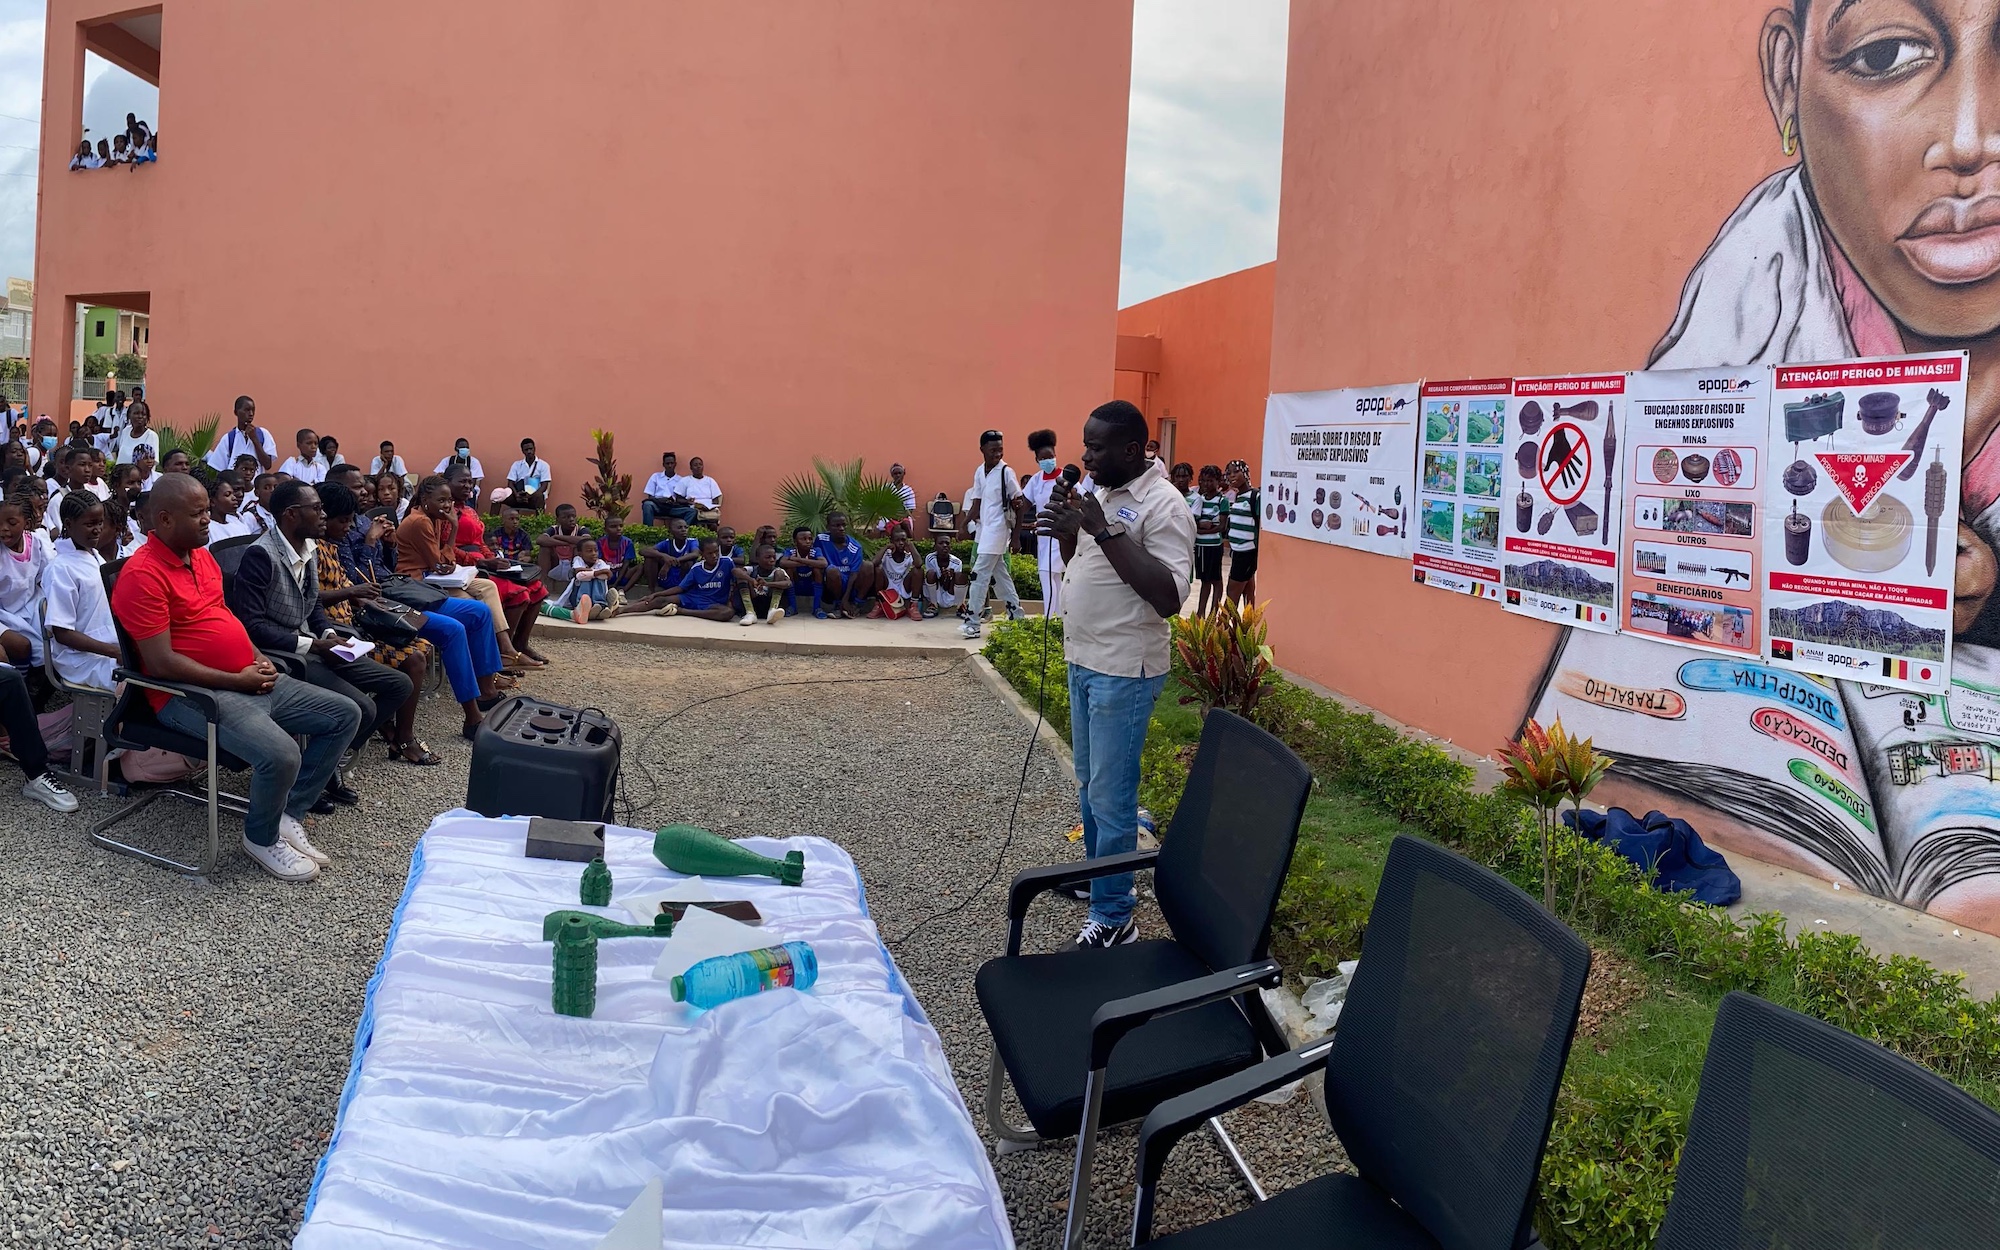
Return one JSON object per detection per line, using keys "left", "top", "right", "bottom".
{"left": 1620, "top": 366, "right": 1770, "bottom": 657}
{"left": 1762, "top": 352, "right": 1966, "bottom": 693}
{"left": 1501, "top": 373, "right": 1626, "bottom": 630}
{"left": 1260, "top": 382, "right": 1422, "bottom": 558}
{"left": 1412, "top": 377, "right": 1511, "bottom": 600}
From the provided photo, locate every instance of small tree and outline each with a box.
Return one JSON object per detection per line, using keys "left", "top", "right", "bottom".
{"left": 82, "top": 352, "right": 114, "bottom": 380}
{"left": 773, "top": 457, "right": 905, "bottom": 535}
{"left": 1498, "top": 717, "right": 1611, "bottom": 914}
{"left": 580, "top": 428, "right": 632, "bottom": 522}
{"left": 112, "top": 352, "right": 146, "bottom": 380}
{"left": 1172, "top": 599, "right": 1276, "bottom": 719}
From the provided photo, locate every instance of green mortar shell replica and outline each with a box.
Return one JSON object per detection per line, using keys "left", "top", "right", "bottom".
{"left": 540, "top": 910, "right": 676, "bottom": 941}
{"left": 551, "top": 915, "right": 598, "bottom": 1018}
{"left": 652, "top": 824, "right": 805, "bottom": 886}
{"left": 579, "top": 856, "right": 613, "bottom": 906}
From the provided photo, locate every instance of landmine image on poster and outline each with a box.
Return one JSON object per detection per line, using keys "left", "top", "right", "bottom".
{"left": 1761, "top": 354, "right": 1966, "bottom": 694}
{"left": 1412, "top": 378, "right": 1508, "bottom": 600}
{"left": 1501, "top": 374, "right": 1625, "bottom": 630}
{"left": 1261, "top": 382, "right": 1421, "bottom": 558}
{"left": 1620, "top": 367, "right": 1767, "bottom": 656}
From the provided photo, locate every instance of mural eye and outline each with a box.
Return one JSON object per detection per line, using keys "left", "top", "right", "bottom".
{"left": 1843, "top": 37, "right": 1933, "bottom": 78}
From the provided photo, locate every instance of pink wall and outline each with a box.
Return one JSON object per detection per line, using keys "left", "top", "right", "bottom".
{"left": 32, "top": 1, "right": 1134, "bottom": 525}
{"left": 1115, "top": 262, "right": 1274, "bottom": 477}
{"left": 1261, "top": 0, "right": 1787, "bottom": 758}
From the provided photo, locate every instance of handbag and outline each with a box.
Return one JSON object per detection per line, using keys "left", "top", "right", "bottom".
{"left": 377, "top": 573, "right": 448, "bottom": 611}
{"left": 355, "top": 599, "right": 426, "bottom": 647}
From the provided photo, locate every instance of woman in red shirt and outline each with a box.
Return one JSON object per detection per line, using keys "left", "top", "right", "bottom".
{"left": 447, "top": 466, "right": 550, "bottom": 664}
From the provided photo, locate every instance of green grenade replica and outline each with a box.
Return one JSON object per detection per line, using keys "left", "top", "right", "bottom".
{"left": 551, "top": 915, "right": 598, "bottom": 1018}
{"left": 652, "top": 824, "right": 804, "bottom": 886}
{"left": 579, "top": 856, "right": 612, "bottom": 906}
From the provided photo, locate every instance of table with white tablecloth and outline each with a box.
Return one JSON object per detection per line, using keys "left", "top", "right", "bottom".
{"left": 296, "top": 812, "right": 1012, "bottom": 1250}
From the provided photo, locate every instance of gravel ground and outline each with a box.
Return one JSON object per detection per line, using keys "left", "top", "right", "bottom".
{"left": 0, "top": 638, "right": 1343, "bottom": 1248}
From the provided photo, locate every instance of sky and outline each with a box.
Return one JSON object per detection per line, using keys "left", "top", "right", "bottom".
{"left": 0, "top": 0, "right": 1287, "bottom": 309}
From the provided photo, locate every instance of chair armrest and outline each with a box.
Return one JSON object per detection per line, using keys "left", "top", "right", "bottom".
{"left": 1089, "top": 959, "right": 1280, "bottom": 1069}
{"left": 1131, "top": 1033, "right": 1336, "bottom": 1244}
{"left": 113, "top": 669, "right": 222, "bottom": 721}
{"left": 1004, "top": 849, "right": 1159, "bottom": 955}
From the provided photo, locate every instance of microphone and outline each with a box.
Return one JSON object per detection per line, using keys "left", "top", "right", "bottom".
{"left": 1037, "top": 464, "right": 1084, "bottom": 537}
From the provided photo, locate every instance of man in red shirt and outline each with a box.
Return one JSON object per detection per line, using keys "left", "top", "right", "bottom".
{"left": 110, "top": 475, "right": 361, "bottom": 881}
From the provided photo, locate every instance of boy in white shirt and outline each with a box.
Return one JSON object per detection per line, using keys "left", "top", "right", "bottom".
{"left": 922, "top": 533, "right": 964, "bottom": 619}
{"left": 436, "top": 438, "right": 483, "bottom": 489}
{"left": 962, "top": 429, "right": 1026, "bottom": 637}
{"left": 681, "top": 456, "right": 723, "bottom": 523}
{"left": 505, "top": 437, "right": 553, "bottom": 514}
{"left": 641, "top": 451, "right": 687, "bottom": 526}
{"left": 278, "top": 426, "right": 330, "bottom": 483}
{"left": 369, "top": 440, "right": 408, "bottom": 477}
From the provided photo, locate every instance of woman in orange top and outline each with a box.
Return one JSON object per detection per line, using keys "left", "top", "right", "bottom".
{"left": 446, "top": 466, "right": 550, "bottom": 664}
{"left": 394, "top": 476, "right": 543, "bottom": 669}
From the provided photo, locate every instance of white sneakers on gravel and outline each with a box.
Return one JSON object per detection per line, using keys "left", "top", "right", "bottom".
{"left": 21, "top": 774, "right": 79, "bottom": 813}
{"left": 243, "top": 831, "right": 320, "bottom": 881}
{"left": 279, "top": 814, "right": 331, "bottom": 866}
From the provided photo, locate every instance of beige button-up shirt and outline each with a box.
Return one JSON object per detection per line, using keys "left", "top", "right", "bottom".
{"left": 1061, "top": 458, "right": 1195, "bottom": 678}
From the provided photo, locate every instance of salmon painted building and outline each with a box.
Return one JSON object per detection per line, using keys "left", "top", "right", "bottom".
{"left": 29, "top": 1, "right": 1135, "bottom": 519}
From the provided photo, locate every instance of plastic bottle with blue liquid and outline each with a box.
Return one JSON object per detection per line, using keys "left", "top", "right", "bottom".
{"left": 670, "top": 942, "right": 818, "bottom": 1009}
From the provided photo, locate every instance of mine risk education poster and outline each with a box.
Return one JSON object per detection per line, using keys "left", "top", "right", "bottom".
{"left": 1501, "top": 373, "right": 1626, "bottom": 631}
{"left": 1761, "top": 353, "right": 1967, "bottom": 694}
{"left": 1412, "top": 377, "right": 1509, "bottom": 600}
{"left": 1620, "top": 367, "right": 1769, "bottom": 657}
{"left": 1260, "top": 381, "right": 1421, "bottom": 559}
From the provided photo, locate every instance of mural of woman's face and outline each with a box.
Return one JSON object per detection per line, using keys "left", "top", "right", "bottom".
{"left": 1770, "top": 0, "right": 2000, "bottom": 339}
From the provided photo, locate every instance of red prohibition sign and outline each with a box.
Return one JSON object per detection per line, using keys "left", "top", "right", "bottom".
{"left": 1538, "top": 421, "right": 1591, "bottom": 506}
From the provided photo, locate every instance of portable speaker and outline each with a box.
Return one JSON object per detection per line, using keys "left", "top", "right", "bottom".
{"left": 465, "top": 697, "right": 621, "bottom": 823}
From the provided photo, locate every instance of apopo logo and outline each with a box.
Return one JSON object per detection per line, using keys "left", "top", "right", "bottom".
{"left": 1697, "top": 377, "right": 1757, "bottom": 393}
{"left": 1354, "top": 396, "right": 1411, "bottom": 414}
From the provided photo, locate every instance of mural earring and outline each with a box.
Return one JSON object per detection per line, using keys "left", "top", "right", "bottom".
{"left": 1782, "top": 116, "right": 1797, "bottom": 158}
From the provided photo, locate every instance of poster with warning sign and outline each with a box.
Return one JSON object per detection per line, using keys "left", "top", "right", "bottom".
{"left": 1620, "top": 366, "right": 1768, "bottom": 657}
{"left": 1412, "top": 377, "right": 1509, "bottom": 601}
{"left": 1501, "top": 373, "right": 1626, "bottom": 631}
{"left": 1761, "top": 352, "right": 1966, "bottom": 694}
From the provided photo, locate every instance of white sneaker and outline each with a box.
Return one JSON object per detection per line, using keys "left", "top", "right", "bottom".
{"left": 960, "top": 619, "right": 982, "bottom": 639}
{"left": 737, "top": 614, "right": 756, "bottom": 627}
{"left": 278, "top": 814, "right": 331, "bottom": 865}
{"left": 242, "top": 833, "right": 319, "bottom": 881}
{"left": 21, "top": 774, "right": 79, "bottom": 814}
{"left": 767, "top": 608, "right": 785, "bottom": 625}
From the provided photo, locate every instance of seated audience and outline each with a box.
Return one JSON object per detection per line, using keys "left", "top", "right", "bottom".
{"left": 48, "top": 493, "right": 120, "bottom": 691}
{"left": 437, "top": 438, "right": 483, "bottom": 492}
{"left": 535, "top": 503, "right": 586, "bottom": 584}
{"left": 557, "top": 536, "right": 613, "bottom": 623}
{"left": 649, "top": 535, "right": 736, "bottom": 621}
{"left": 326, "top": 462, "right": 368, "bottom": 497}
{"left": 160, "top": 448, "right": 193, "bottom": 476}
{"left": 0, "top": 497, "right": 46, "bottom": 664}
{"left": 922, "top": 533, "right": 963, "bottom": 618}
{"left": 447, "top": 466, "right": 548, "bottom": 660}
{"left": 638, "top": 515, "right": 699, "bottom": 590}
{"left": 492, "top": 505, "right": 534, "bottom": 564}
{"left": 888, "top": 463, "right": 917, "bottom": 531}
{"left": 369, "top": 440, "right": 407, "bottom": 478}
{"left": 813, "top": 511, "right": 874, "bottom": 619}
{"left": 110, "top": 474, "right": 362, "bottom": 878}
{"left": 867, "top": 526, "right": 923, "bottom": 620}
{"left": 319, "top": 434, "right": 345, "bottom": 467}
{"left": 682, "top": 456, "right": 723, "bottom": 523}
{"left": 226, "top": 479, "right": 415, "bottom": 790}
{"left": 12, "top": 475, "right": 50, "bottom": 555}
{"left": 599, "top": 515, "right": 639, "bottom": 591}
{"left": 503, "top": 438, "right": 552, "bottom": 514}
{"left": 46, "top": 447, "right": 89, "bottom": 521}
{"left": 641, "top": 452, "right": 685, "bottom": 526}
{"left": 733, "top": 542, "right": 791, "bottom": 626}
{"left": 373, "top": 471, "right": 408, "bottom": 521}
{"left": 231, "top": 452, "right": 261, "bottom": 487}
{"left": 327, "top": 479, "right": 513, "bottom": 732}
{"left": 279, "top": 427, "right": 331, "bottom": 484}
{"left": 245, "top": 472, "right": 279, "bottom": 532}
{"left": 206, "top": 473, "right": 259, "bottom": 544}
{"left": 308, "top": 494, "right": 442, "bottom": 766}
{"left": 779, "top": 525, "right": 828, "bottom": 617}
{"left": 395, "top": 475, "right": 539, "bottom": 668}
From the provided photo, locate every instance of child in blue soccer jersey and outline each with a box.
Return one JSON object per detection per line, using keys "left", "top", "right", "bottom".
{"left": 651, "top": 535, "right": 737, "bottom": 621}
{"left": 812, "top": 510, "right": 878, "bottom": 618}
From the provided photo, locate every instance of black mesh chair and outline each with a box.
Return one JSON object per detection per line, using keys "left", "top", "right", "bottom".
{"left": 210, "top": 533, "right": 305, "bottom": 679}
{"left": 88, "top": 559, "right": 254, "bottom": 876}
{"left": 39, "top": 596, "right": 115, "bottom": 796}
{"left": 1129, "top": 834, "right": 1591, "bottom": 1248}
{"left": 975, "top": 709, "right": 1313, "bottom": 1250}
{"left": 1656, "top": 991, "right": 2000, "bottom": 1248}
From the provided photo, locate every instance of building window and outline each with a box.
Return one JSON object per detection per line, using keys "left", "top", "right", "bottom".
{"left": 94, "top": 319, "right": 105, "bottom": 337}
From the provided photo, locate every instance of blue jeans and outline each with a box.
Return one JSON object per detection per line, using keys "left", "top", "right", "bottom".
{"left": 1068, "top": 663, "right": 1168, "bottom": 928}
{"left": 157, "top": 674, "right": 361, "bottom": 847}
{"left": 421, "top": 598, "right": 501, "bottom": 705}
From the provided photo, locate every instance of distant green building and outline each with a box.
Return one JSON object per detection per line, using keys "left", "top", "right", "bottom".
{"left": 82, "top": 305, "right": 149, "bottom": 362}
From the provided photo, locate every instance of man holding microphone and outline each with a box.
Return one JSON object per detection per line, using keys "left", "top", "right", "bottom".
{"left": 1037, "top": 400, "right": 1195, "bottom": 947}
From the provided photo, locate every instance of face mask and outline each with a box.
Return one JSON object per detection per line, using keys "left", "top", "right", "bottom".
{"left": 455, "top": 448, "right": 469, "bottom": 459}
{"left": 1038, "top": 458, "right": 1057, "bottom": 474}
{"left": 40, "top": 436, "right": 55, "bottom": 450}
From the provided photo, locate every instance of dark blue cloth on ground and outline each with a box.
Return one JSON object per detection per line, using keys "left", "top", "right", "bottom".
{"left": 1562, "top": 807, "right": 1742, "bottom": 906}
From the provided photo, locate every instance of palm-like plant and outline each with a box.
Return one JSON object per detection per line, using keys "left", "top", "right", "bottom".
{"left": 774, "top": 457, "right": 905, "bottom": 534}
{"left": 1172, "top": 599, "right": 1276, "bottom": 719}
{"left": 156, "top": 413, "right": 221, "bottom": 464}
{"left": 1498, "top": 718, "right": 1612, "bottom": 914}
{"left": 579, "top": 429, "right": 632, "bottom": 522}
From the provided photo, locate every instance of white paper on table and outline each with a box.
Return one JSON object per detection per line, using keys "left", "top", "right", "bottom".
{"left": 651, "top": 904, "right": 767, "bottom": 982}
{"left": 621, "top": 876, "right": 717, "bottom": 925}
{"left": 331, "top": 637, "right": 376, "bottom": 662}
{"left": 423, "top": 564, "right": 479, "bottom": 589}
{"left": 595, "top": 1177, "right": 662, "bottom": 1250}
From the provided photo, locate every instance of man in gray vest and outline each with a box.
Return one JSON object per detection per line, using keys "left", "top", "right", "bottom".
{"left": 227, "top": 479, "right": 413, "bottom": 805}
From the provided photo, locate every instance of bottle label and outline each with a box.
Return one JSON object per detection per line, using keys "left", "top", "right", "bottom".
{"left": 750, "top": 944, "right": 797, "bottom": 989}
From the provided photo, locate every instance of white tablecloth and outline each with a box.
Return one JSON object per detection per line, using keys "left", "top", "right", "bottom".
{"left": 297, "top": 813, "right": 1011, "bottom": 1249}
